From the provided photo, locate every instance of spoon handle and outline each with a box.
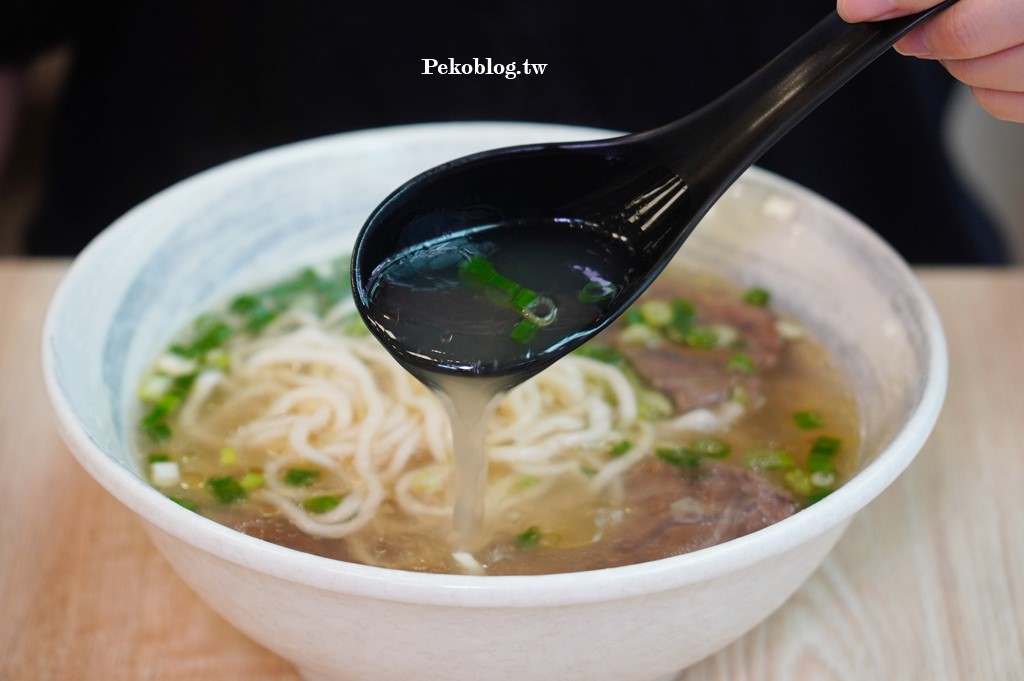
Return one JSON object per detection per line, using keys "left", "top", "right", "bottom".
{"left": 649, "top": 0, "right": 960, "bottom": 183}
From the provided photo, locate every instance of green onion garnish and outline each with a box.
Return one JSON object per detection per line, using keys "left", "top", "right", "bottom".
{"left": 726, "top": 352, "right": 757, "bottom": 374}
{"left": 169, "top": 496, "right": 198, "bottom": 512}
{"left": 656, "top": 447, "right": 703, "bottom": 468}
{"left": 808, "top": 436, "right": 841, "bottom": 473}
{"left": 283, "top": 468, "right": 321, "bottom": 487}
{"left": 229, "top": 294, "right": 260, "bottom": 314}
{"left": 579, "top": 281, "right": 617, "bottom": 303}
{"left": 573, "top": 344, "right": 623, "bottom": 365}
{"left": 510, "top": 319, "right": 539, "bottom": 343}
{"left": 142, "top": 392, "right": 183, "bottom": 425}
{"left": 207, "top": 476, "right": 246, "bottom": 503}
{"left": 245, "top": 305, "right": 279, "bottom": 333}
{"left": 511, "top": 287, "right": 539, "bottom": 310}
{"left": 640, "top": 300, "right": 673, "bottom": 327}
{"left": 143, "top": 422, "right": 172, "bottom": 442}
{"left": 168, "top": 343, "right": 200, "bottom": 359}
{"left": 808, "top": 488, "right": 834, "bottom": 504}
{"left": 743, "top": 287, "right": 771, "bottom": 307}
{"left": 811, "top": 436, "right": 841, "bottom": 455}
{"left": 516, "top": 474, "right": 540, "bottom": 491}
{"left": 219, "top": 447, "right": 239, "bottom": 466}
{"left": 610, "top": 440, "right": 633, "bottom": 457}
{"left": 515, "top": 526, "right": 543, "bottom": 549}
{"left": 743, "top": 449, "right": 796, "bottom": 470}
{"left": 793, "top": 410, "right": 826, "bottom": 430}
{"left": 691, "top": 438, "right": 731, "bottom": 458}
{"left": 458, "top": 256, "right": 497, "bottom": 287}
{"left": 239, "top": 471, "right": 265, "bottom": 490}
{"left": 784, "top": 469, "right": 813, "bottom": 496}
{"left": 171, "top": 373, "right": 198, "bottom": 392}
{"left": 303, "top": 495, "right": 342, "bottom": 514}
{"left": 684, "top": 325, "right": 719, "bottom": 349}
{"left": 191, "top": 317, "right": 235, "bottom": 353}
{"left": 670, "top": 298, "right": 696, "bottom": 327}
{"left": 147, "top": 453, "right": 171, "bottom": 464}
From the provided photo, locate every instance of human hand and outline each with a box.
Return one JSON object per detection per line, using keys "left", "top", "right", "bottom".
{"left": 837, "top": 0, "right": 1024, "bottom": 122}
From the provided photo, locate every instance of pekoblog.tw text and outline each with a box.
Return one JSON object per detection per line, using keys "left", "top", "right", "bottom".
{"left": 421, "top": 58, "right": 547, "bottom": 80}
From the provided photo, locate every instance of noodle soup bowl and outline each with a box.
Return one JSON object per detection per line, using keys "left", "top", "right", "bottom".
{"left": 43, "top": 123, "right": 947, "bottom": 681}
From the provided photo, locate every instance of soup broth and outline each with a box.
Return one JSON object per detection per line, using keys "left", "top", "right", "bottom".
{"left": 136, "top": 258, "right": 859, "bottom": 575}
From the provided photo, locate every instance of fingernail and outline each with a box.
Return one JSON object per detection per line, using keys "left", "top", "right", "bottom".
{"left": 838, "top": 0, "right": 898, "bottom": 22}
{"left": 894, "top": 29, "right": 932, "bottom": 57}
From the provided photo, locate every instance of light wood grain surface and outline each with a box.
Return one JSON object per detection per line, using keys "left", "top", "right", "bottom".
{"left": 1, "top": 260, "right": 1022, "bottom": 681}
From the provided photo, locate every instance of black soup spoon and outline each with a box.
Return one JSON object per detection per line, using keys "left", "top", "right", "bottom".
{"left": 352, "top": 2, "right": 958, "bottom": 393}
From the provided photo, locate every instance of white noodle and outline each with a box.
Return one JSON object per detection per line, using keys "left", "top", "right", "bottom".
{"left": 169, "top": 306, "right": 654, "bottom": 542}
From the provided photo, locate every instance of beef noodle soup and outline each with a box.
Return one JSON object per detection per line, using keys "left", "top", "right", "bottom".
{"left": 136, "top": 257, "right": 858, "bottom": 575}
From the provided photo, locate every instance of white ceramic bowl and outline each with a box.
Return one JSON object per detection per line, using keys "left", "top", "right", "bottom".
{"left": 42, "top": 122, "right": 947, "bottom": 681}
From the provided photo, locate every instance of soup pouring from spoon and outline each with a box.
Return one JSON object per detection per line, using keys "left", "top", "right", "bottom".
{"left": 351, "top": 3, "right": 958, "bottom": 551}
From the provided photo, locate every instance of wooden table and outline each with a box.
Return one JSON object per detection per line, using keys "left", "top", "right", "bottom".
{"left": 2, "top": 259, "right": 1022, "bottom": 680}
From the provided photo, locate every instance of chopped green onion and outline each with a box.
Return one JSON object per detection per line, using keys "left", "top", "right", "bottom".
{"left": 808, "top": 436, "right": 841, "bottom": 473}
{"left": 138, "top": 374, "right": 172, "bottom": 402}
{"left": 169, "top": 496, "right": 198, "bottom": 512}
{"left": 726, "top": 352, "right": 757, "bottom": 374}
{"left": 511, "top": 287, "right": 539, "bottom": 311}
{"left": 625, "top": 308, "right": 645, "bottom": 326}
{"left": 669, "top": 298, "right": 696, "bottom": 330}
{"left": 811, "top": 436, "right": 841, "bottom": 455}
{"left": 239, "top": 471, "right": 265, "bottom": 490}
{"left": 640, "top": 300, "right": 673, "bottom": 327}
{"left": 637, "top": 388, "right": 674, "bottom": 421}
{"left": 303, "top": 495, "right": 342, "bottom": 514}
{"left": 573, "top": 344, "right": 624, "bottom": 365}
{"left": 620, "top": 323, "right": 660, "bottom": 346}
{"left": 143, "top": 422, "right": 172, "bottom": 442}
{"left": 264, "top": 268, "right": 320, "bottom": 299}
{"left": 168, "top": 343, "right": 200, "bottom": 359}
{"left": 743, "top": 287, "right": 771, "bottom": 307}
{"left": 743, "top": 449, "right": 796, "bottom": 470}
{"left": 205, "top": 350, "right": 229, "bottom": 370}
{"left": 171, "top": 373, "right": 198, "bottom": 392}
{"left": 207, "top": 476, "right": 246, "bottom": 503}
{"left": 142, "top": 392, "right": 182, "bottom": 426}
{"left": 793, "top": 410, "right": 826, "bottom": 430}
{"left": 808, "top": 488, "right": 834, "bottom": 504}
{"left": 510, "top": 319, "right": 539, "bottom": 343}
{"left": 245, "top": 305, "right": 279, "bottom": 333}
{"left": 458, "top": 256, "right": 497, "bottom": 287}
{"left": 784, "top": 469, "right": 813, "bottom": 496}
{"left": 522, "top": 296, "right": 557, "bottom": 326}
{"left": 810, "top": 470, "right": 836, "bottom": 488}
{"left": 516, "top": 474, "right": 540, "bottom": 491}
{"left": 684, "top": 325, "right": 719, "bottom": 349}
{"left": 283, "top": 468, "right": 321, "bottom": 487}
{"left": 489, "top": 273, "right": 520, "bottom": 297}
{"left": 147, "top": 453, "right": 171, "bottom": 464}
{"left": 656, "top": 446, "right": 703, "bottom": 468}
{"left": 515, "top": 526, "right": 543, "bottom": 549}
{"left": 219, "top": 447, "right": 238, "bottom": 466}
{"left": 579, "top": 281, "right": 617, "bottom": 303}
{"left": 191, "top": 317, "right": 235, "bottom": 353}
{"left": 229, "top": 294, "right": 260, "bottom": 314}
{"left": 412, "top": 468, "right": 444, "bottom": 493}
{"left": 691, "top": 438, "right": 731, "bottom": 458}
{"left": 610, "top": 440, "right": 633, "bottom": 457}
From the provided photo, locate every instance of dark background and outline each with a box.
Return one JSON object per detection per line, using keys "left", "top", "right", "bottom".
{"left": 0, "top": 0, "right": 1008, "bottom": 262}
